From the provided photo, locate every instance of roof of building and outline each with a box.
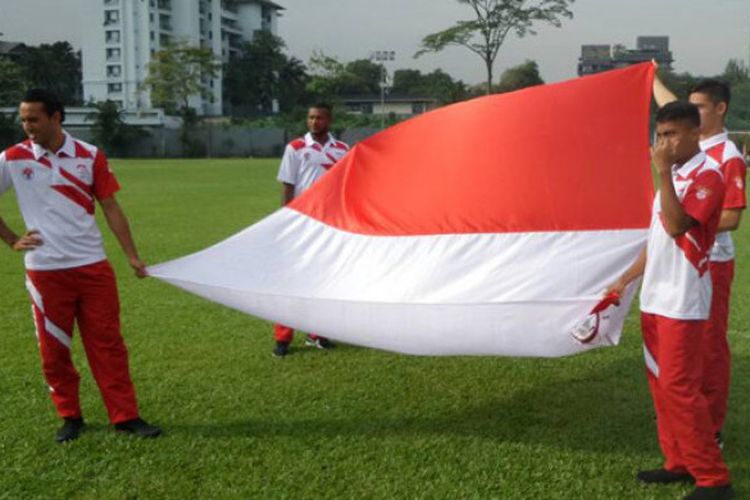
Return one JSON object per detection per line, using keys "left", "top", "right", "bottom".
{"left": 341, "top": 95, "right": 439, "bottom": 104}
{"left": 0, "top": 41, "right": 25, "bottom": 56}
{"left": 233, "top": 0, "right": 285, "bottom": 10}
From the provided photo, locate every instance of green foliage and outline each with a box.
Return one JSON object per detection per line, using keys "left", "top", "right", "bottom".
{"left": 86, "top": 101, "right": 148, "bottom": 158}
{"left": 0, "top": 112, "right": 21, "bottom": 150}
{"left": 0, "top": 159, "right": 749, "bottom": 498}
{"left": 496, "top": 59, "right": 544, "bottom": 92}
{"left": 16, "top": 42, "right": 82, "bottom": 105}
{"left": 0, "top": 58, "right": 28, "bottom": 106}
{"left": 307, "top": 52, "right": 385, "bottom": 101}
{"left": 391, "top": 68, "right": 468, "bottom": 104}
{"left": 727, "top": 81, "right": 750, "bottom": 131}
{"left": 178, "top": 107, "right": 205, "bottom": 157}
{"left": 416, "top": 0, "right": 574, "bottom": 94}
{"left": 723, "top": 59, "right": 749, "bottom": 86}
{"left": 143, "top": 41, "right": 220, "bottom": 113}
{"left": 658, "top": 63, "right": 750, "bottom": 131}
{"left": 224, "top": 31, "right": 309, "bottom": 117}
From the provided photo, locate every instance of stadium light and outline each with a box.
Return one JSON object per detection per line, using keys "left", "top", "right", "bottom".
{"left": 370, "top": 50, "right": 396, "bottom": 129}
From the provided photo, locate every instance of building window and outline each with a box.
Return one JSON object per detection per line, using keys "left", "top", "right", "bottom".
{"left": 104, "top": 9, "right": 120, "bottom": 25}
{"left": 108, "top": 83, "right": 123, "bottom": 93}
{"left": 107, "top": 65, "right": 122, "bottom": 77}
{"left": 106, "top": 48, "right": 121, "bottom": 61}
{"left": 150, "top": 31, "right": 155, "bottom": 40}
{"left": 105, "top": 30, "right": 121, "bottom": 43}
{"left": 104, "top": 0, "right": 119, "bottom": 5}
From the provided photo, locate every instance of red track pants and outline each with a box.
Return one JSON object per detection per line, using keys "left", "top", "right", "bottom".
{"left": 25, "top": 260, "right": 139, "bottom": 424}
{"left": 641, "top": 313, "right": 730, "bottom": 487}
{"left": 702, "top": 260, "right": 734, "bottom": 434}
{"left": 273, "top": 324, "right": 319, "bottom": 343}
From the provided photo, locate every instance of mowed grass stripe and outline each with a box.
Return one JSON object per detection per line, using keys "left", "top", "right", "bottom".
{"left": 0, "top": 158, "right": 747, "bottom": 499}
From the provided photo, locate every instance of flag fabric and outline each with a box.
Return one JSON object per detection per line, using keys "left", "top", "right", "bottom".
{"left": 149, "top": 63, "right": 655, "bottom": 357}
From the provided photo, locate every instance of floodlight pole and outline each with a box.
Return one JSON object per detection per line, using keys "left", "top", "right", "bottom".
{"left": 371, "top": 50, "right": 395, "bottom": 129}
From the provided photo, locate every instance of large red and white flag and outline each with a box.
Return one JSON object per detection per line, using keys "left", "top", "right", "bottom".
{"left": 150, "top": 63, "right": 655, "bottom": 357}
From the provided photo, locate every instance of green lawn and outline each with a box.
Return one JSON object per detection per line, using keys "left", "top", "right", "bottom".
{"left": 0, "top": 159, "right": 747, "bottom": 499}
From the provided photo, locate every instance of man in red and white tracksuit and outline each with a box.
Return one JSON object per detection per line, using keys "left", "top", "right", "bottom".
{"left": 0, "top": 89, "right": 160, "bottom": 442}
{"left": 271, "top": 103, "right": 349, "bottom": 357}
{"left": 608, "top": 101, "right": 733, "bottom": 499}
{"left": 654, "top": 77, "right": 747, "bottom": 444}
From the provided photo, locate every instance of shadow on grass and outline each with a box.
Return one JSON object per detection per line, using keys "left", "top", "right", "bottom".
{"left": 166, "top": 354, "right": 668, "bottom": 456}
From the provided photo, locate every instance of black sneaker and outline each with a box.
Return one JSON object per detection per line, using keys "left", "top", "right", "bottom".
{"left": 114, "top": 417, "right": 162, "bottom": 438}
{"left": 305, "top": 336, "right": 334, "bottom": 350}
{"left": 715, "top": 431, "right": 724, "bottom": 450}
{"left": 273, "top": 341, "right": 290, "bottom": 357}
{"left": 56, "top": 417, "right": 84, "bottom": 443}
{"left": 637, "top": 468, "right": 695, "bottom": 484}
{"left": 683, "top": 485, "right": 735, "bottom": 500}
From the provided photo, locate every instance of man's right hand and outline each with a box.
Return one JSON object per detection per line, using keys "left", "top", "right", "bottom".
{"left": 12, "top": 230, "right": 43, "bottom": 251}
{"left": 603, "top": 279, "right": 626, "bottom": 306}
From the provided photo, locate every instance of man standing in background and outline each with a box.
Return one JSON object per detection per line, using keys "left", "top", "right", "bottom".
{"left": 272, "top": 103, "right": 349, "bottom": 357}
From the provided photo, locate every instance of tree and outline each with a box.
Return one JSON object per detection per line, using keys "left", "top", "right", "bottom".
{"left": 17, "top": 42, "right": 82, "bottom": 105}
{"left": 0, "top": 112, "right": 20, "bottom": 150}
{"left": 391, "top": 68, "right": 468, "bottom": 104}
{"left": 224, "top": 31, "right": 309, "bottom": 117}
{"left": 723, "top": 59, "right": 749, "bottom": 86}
{"left": 416, "top": 0, "right": 574, "bottom": 95}
{"left": 86, "top": 101, "right": 147, "bottom": 157}
{"left": 306, "top": 52, "right": 384, "bottom": 100}
{"left": 496, "top": 59, "right": 544, "bottom": 92}
{"left": 0, "top": 58, "right": 28, "bottom": 106}
{"left": 143, "top": 41, "right": 220, "bottom": 113}
{"left": 143, "top": 41, "right": 220, "bottom": 156}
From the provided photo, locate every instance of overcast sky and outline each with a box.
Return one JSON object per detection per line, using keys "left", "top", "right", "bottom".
{"left": 0, "top": 0, "right": 747, "bottom": 86}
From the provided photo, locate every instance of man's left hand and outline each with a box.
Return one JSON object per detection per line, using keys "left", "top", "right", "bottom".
{"left": 129, "top": 257, "right": 148, "bottom": 278}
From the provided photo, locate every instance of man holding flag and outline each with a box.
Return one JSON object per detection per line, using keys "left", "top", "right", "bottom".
{"left": 653, "top": 73, "right": 746, "bottom": 447}
{"left": 607, "top": 101, "right": 733, "bottom": 499}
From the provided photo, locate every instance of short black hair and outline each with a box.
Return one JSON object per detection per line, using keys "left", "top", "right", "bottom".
{"left": 689, "top": 79, "right": 731, "bottom": 109}
{"left": 22, "top": 88, "right": 65, "bottom": 123}
{"left": 656, "top": 101, "right": 700, "bottom": 129}
{"left": 309, "top": 102, "right": 332, "bottom": 116}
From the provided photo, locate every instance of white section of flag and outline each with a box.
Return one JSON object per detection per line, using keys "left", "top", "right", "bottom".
{"left": 149, "top": 208, "right": 644, "bottom": 357}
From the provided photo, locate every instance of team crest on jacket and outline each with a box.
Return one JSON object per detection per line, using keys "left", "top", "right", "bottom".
{"left": 696, "top": 186, "right": 711, "bottom": 200}
{"left": 22, "top": 167, "right": 34, "bottom": 180}
{"left": 76, "top": 164, "right": 87, "bottom": 177}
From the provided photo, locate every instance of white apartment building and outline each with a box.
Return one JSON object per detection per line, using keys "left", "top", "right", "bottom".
{"left": 83, "top": 0, "right": 283, "bottom": 115}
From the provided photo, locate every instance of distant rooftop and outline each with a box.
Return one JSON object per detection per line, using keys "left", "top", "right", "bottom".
{"left": 578, "top": 36, "right": 673, "bottom": 76}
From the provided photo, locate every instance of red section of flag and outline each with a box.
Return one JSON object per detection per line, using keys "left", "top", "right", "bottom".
{"left": 290, "top": 63, "right": 655, "bottom": 236}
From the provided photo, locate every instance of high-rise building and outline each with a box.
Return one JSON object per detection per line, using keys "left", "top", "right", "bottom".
{"left": 83, "top": 0, "right": 284, "bottom": 115}
{"left": 578, "top": 36, "right": 673, "bottom": 76}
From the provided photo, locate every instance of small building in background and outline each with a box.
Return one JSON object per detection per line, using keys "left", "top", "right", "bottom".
{"left": 341, "top": 95, "right": 439, "bottom": 118}
{"left": 0, "top": 41, "right": 27, "bottom": 63}
{"left": 578, "top": 36, "right": 673, "bottom": 76}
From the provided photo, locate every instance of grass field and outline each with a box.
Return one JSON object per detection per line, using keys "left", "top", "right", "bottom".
{"left": 0, "top": 158, "right": 748, "bottom": 499}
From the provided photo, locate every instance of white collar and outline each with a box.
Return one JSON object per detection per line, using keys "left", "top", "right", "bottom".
{"left": 699, "top": 129, "right": 729, "bottom": 151}
{"left": 304, "top": 131, "right": 335, "bottom": 149}
{"left": 31, "top": 131, "right": 76, "bottom": 160}
{"left": 673, "top": 150, "right": 706, "bottom": 178}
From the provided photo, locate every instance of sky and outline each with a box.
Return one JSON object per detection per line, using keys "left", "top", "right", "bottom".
{"left": 0, "top": 0, "right": 747, "bottom": 86}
